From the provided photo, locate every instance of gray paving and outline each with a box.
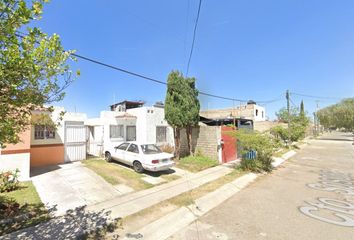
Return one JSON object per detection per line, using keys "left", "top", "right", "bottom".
{"left": 171, "top": 132, "right": 354, "bottom": 240}
{"left": 31, "top": 162, "right": 121, "bottom": 216}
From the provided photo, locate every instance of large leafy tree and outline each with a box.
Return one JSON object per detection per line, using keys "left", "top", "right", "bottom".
{"left": 165, "top": 71, "right": 200, "bottom": 158}
{"left": 0, "top": 0, "right": 78, "bottom": 145}
{"left": 317, "top": 98, "right": 354, "bottom": 132}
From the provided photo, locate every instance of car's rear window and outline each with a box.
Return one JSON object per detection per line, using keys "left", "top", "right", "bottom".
{"left": 141, "top": 144, "right": 162, "bottom": 154}
{"left": 116, "top": 143, "right": 129, "bottom": 150}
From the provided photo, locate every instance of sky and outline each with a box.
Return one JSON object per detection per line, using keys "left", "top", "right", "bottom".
{"left": 29, "top": 0, "right": 354, "bottom": 119}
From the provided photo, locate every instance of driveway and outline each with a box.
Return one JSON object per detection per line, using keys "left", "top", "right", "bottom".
{"left": 31, "top": 161, "right": 121, "bottom": 216}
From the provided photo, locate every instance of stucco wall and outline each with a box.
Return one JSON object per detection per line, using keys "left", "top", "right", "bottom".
{"left": 128, "top": 106, "right": 174, "bottom": 146}
{"left": 200, "top": 104, "right": 266, "bottom": 122}
{"left": 0, "top": 153, "right": 30, "bottom": 181}
{"left": 254, "top": 121, "right": 287, "bottom": 132}
{"left": 180, "top": 126, "right": 221, "bottom": 160}
{"left": 30, "top": 144, "right": 65, "bottom": 167}
{"left": 2, "top": 129, "right": 31, "bottom": 152}
{"left": 0, "top": 129, "right": 31, "bottom": 181}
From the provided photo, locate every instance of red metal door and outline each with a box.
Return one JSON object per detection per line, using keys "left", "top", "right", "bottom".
{"left": 221, "top": 126, "right": 237, "bottom": 163}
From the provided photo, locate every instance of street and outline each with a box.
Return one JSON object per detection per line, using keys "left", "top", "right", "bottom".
{"left": 170, "top": 132, "right": 354, "bottom": 240}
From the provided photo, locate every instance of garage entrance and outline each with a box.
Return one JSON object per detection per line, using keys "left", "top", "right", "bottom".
{"left": 65, "top": 121, "right": 86, "bottom": 162}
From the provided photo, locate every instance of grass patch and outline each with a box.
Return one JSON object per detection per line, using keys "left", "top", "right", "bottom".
{"left": 160, "top": 174, "right": 180, "bottom": 182}
{"left": 0, "top": 181, "right": 49, "bottom": 235}
{"left": 176, "top": 155, "right": 219, "bottom": 172}
{"left": 167, "top": 167, "right": 246, "bottom": 206}
{"left": 82, "top": 159, "right": 153, "bottom": 190}
{"left": 120, "top": 167, "right": 247, "bottom": 233}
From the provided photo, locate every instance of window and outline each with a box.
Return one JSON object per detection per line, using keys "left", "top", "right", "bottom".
{"left": 141, "top": 144, "right": 162, "bottom": 154}
{"left": 156, "top": 126, "right": 167, "bottom": 143}
{"left": 116, "top": 143, "right": 129, "bottom": 151}
{"left": 34, "top": 125, "right": 55, "bottom": 140}
{"left": 126, "top": 126, "right": 136, "bottom": 141}
{"left": 262, "top": 111, "right": 264, "bottom": 118}
{"left": 127, "top": 144, "right": 139, "bottom": 153}
{"left": 255, "top": 109, "right": 258, "bottom": 116}
{"left": 110, "top": 125, "right": 124, "bottom": 138}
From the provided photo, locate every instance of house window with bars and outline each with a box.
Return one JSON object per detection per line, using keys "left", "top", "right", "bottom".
{"left": 156, "top": 126, "right": 167, "bottom": 143}
{"left": 34, "top": 125, "right": 55, "bottom": 139}
{"left": 110, "top": 125, "right": 124, "bottom": 138}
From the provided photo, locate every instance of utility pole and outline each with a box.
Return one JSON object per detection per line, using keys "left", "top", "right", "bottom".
{"left": 315, "top": 100, "right": 320, "bottom": 134}
{"left": 313, "top": 112, "right": 317, "bottom": 136}
{"left": 286, "top": 90, "right": 291, "bottom": 144}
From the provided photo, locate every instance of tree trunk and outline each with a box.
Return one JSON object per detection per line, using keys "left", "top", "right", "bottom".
{"left": 174, "top": 127, "right": 181, "bottom": 159}
{"left": 186, "top": 125, "right": 193, "bottom": 156}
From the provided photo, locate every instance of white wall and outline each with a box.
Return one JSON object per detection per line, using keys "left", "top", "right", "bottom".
{"left": 85, "top": 111, "right": 137, "bottom": 156}
{"left": 253, "top": 105, "right": 266, "bottom": 122}
{"left": 128, "top": 106, "right": 174, "bottom": 146}
{"left": 0, "top": 153, "right": 30, "bottom": 181}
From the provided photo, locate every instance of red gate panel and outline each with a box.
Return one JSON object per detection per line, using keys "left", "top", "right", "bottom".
{"left": 221, "top": 126, "right": 237, "bottom": 163}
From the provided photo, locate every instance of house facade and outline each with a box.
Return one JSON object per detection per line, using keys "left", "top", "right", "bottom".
{"left": 0, "top": 107, "right": 87, "bottom": 180}
{"left": 200, "top": 100, "right": 266, "bottom": 122}
{"left": 85, "top": 101, "right": 174, "bottom": 157}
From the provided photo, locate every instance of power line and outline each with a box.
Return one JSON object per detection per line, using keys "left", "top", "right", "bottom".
{"left": 291, "top": 92, "right": 341, "bottom": 100}
{"left": 186, "top": 0, "right": 202, "bottom": 76}
{"left": 14, "top": 31, "right": 280, "bottom": 104}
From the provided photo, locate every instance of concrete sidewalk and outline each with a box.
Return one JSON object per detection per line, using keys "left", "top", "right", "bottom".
{"left": 87, "top": 165, "right": 233, "bottom": 218}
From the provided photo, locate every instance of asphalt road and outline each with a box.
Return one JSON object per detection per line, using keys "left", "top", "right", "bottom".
{"left": 170, "top": 132, "right": 354, "bottom": 240}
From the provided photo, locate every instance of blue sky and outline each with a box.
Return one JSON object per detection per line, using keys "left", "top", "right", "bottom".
{"left": 32, "top": 0, "right": 354, "bottom": 119}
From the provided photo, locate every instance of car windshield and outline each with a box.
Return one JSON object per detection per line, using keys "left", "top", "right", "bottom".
{"left": 141, "top": 144, "right": 162, "bottom": 154}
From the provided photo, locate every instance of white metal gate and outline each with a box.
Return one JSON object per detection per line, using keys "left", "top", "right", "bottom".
{"left": 65, "top": 121, "right": 86, "bottom": 162}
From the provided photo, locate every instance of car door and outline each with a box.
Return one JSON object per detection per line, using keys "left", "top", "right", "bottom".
{"left": 125, "top": 143, "right": 140, "bottom": 165}
{"left": 113, "top": 142, "right": 129, "bottom": 163}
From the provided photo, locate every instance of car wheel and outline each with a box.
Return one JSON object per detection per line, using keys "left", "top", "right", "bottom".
{"left": 105, "top": 152, "right": 112, "bottom": 162}
{"left": 133, "top": 161, "right": 144, "bottom": 173}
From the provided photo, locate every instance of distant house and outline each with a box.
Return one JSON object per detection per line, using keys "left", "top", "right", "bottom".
{"left": 200, "top": 100, "right": 266, "bottom": 122}
{"left": 85, "top": 101, "right": 174, "bottom": 157}
{"left": 0, "top": 107, "right": 87, "bottom": 180}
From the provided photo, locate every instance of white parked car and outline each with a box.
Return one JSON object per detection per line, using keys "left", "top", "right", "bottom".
{"left": 104, "top": 142, "right": 175, "bottom": 173}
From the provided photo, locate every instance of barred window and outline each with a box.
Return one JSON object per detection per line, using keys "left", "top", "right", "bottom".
{"left": 34, "top": 125, "right": 55, "bottom": 139}
{"left": 156, "top": 126, "right": 167, "bottom": 143}
{"left": 110, "top": 125, "right": 124, "bottom": 138}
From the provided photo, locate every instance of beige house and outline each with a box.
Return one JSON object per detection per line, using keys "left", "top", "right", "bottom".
{"left": 200, "top": 100, "right": 266, "bottom": 122}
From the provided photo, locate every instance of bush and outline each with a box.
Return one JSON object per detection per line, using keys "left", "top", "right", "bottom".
{"left": 231, "top": 129, "right": 279, "bottom": 172}
{"left": 0, "top": 169, "right": 20, "bottom": 193}
{"left": 270, "top": 124, "right": 307, "bottom": 143}
{"left": 159, "top": 144, "right": 174, "bottom": 154}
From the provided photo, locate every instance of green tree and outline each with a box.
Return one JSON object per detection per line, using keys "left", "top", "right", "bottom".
{"left": 317, "top": 98, "right": 354, "bottom": 132}
{"left": 275, "top": 106, "right": 299, "bottom": 123}
{"left": 300, "top": 100, "right": 305, "bottom": 118}
{"left": 185, "top": 77, "right": 200, "bottom": 156}
{"left": 164, "top": 71, "right": 200, "bottom": 158}
{"left": 273, "top": 104, "right": 310, "bottom": 142}
{"left": 0, "top": 0, "right": 78, "bottom": 145}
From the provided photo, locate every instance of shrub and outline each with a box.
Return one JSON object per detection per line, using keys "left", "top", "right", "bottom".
{"left": 159, "top": 144, "right": 174, "bottom": 154}
{"left": 231, "top": 129, "right": 279, "bottom": 172}
{"left": 0, "top": 169, "right": 20, "bottom": 193}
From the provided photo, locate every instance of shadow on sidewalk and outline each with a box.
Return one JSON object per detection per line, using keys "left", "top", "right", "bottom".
{"left": 2, "top": 205, "right": 121, "bottom": 240}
